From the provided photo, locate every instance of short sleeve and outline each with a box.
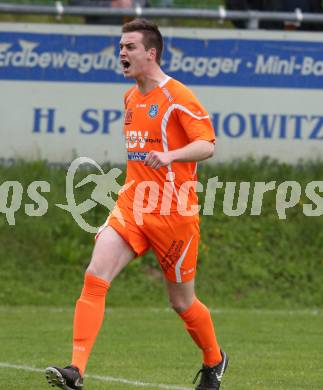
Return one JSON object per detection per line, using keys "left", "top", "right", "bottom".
{"left": 175, "top": 91, "right": 215, "bottom": 144}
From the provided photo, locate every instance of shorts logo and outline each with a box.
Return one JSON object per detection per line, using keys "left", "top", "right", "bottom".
{"left": 125, "top": 109, "right": 133, "bottom": 125}
{"left": 148, "top": 104, "right": 159, "bottom": 118}
{"left": 161, "top": 240, "right": 184, "bottom": 272}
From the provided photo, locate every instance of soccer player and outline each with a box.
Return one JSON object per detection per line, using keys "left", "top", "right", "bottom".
{"left": 45, "top": 19, "right": 228, "bottom": 390}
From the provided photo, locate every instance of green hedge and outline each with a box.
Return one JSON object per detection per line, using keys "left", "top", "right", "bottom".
{"left": 0, "top": 158, "right": 322, "bottom": 308}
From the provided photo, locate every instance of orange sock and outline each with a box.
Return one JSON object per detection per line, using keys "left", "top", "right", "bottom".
{"left": 71, "top": 272, "right": 109, "bottom": 375}
{"left": 179, "top": 298, "right": 222, "bottom": 367}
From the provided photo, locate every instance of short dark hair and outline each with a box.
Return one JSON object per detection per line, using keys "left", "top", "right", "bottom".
{"left": 122, "top": 19, "right": 163, "bottom": 65}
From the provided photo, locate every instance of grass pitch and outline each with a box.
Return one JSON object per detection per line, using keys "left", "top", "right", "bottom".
{"left": 0, "top": 306, "right": 322, "bottom": 389}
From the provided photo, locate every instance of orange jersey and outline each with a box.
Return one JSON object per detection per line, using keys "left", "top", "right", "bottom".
{"left": 118, "top": 76, "right": 215, "bottom": 213}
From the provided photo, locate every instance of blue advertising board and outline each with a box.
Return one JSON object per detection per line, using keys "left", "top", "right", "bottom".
{"left": 1, "top": 30, "right": 323, "bottom": 88}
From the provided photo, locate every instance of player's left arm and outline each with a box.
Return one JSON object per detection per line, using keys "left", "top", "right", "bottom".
{"left": 144, "top": 140, "right": 214, "bottom": 170}
{"left": 145, "top": 86, "right": 216, "bottom": 170}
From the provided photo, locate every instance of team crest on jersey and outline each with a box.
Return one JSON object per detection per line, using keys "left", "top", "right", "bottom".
{"left": 148, "top": 104, "right": 159, "bottom": 118}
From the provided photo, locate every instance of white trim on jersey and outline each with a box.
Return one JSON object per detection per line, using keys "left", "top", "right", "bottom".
{"left": 161, "top": 103, "right": 210, "bottom": 204}
{"left": 158, "top": 75, "right": 172, "bottom": 88}
{"left": 193, "top": 162, "right": 198, "bottom": 176}
{"left": 175, "top": 236, "right": 194, "bottom": 283}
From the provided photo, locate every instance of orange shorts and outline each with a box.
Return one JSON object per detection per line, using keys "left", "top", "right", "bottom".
{"left": 97, "top": 204, "right": 200, "bottom": 283}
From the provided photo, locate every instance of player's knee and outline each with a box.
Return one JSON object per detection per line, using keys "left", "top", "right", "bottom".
{"left": 85, "top": 250, "right": 111, "bottom": 279}
{"left": 169, "top": 298, "right": 190, "bottom": 314}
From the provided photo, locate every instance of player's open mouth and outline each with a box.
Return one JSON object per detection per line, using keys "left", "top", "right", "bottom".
{"left": 121, "top": 60, "right": 131, "bottom": 71}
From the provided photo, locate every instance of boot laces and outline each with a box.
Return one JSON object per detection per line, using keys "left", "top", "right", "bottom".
{"left": 192, "top": 366, "right": 216, "bottom": 384}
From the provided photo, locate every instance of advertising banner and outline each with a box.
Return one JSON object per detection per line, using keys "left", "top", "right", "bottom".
{"left": 1, "top": 23, "right": 323, "bottom": 163}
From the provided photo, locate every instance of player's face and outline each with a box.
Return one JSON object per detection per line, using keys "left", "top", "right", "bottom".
{"left": 119, "top": 32, "right": 153, "bottom": 79}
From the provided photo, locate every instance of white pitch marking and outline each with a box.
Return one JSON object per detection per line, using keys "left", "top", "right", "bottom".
{"left": 0, "top": 306, "right": 321, "bottom": 316}
{"left": 0, "top": 306, "right": 322, "bottom": 317}
{"left": 0, "top": 362, "right": 192, "bottom": 390}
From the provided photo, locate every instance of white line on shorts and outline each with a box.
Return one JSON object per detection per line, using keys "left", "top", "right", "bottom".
{"left": 0, "top": 362, "right": 192, "bottom": 390}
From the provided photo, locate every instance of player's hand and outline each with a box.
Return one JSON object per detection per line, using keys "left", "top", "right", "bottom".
{"left": 144, "top": 151, "right": 172, "bottom": 170}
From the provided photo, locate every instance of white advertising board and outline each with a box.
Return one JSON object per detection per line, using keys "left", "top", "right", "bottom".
{"left": 1, "top": 23, "right": 323, "bottom": 163}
